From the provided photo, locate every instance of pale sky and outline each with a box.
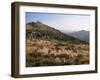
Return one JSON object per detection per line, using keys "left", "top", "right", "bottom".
{"left": 26, "top": 12, "right": 90, "bottom": 31}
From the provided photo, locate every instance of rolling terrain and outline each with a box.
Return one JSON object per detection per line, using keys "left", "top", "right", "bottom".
{"left": 62, "top": 30, "right": 89, "bottom": 42}
{"left": 26, "top": 21, "right": 89, "bottom": 67}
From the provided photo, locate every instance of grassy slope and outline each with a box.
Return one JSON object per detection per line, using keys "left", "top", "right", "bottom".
{"left": 26, "top": 21, "right": 87, "bottom": 44}
{"left": 26, "top": 21, "right": 89, "bottom": 67}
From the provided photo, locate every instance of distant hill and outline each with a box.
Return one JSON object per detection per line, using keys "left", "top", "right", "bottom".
{"left": 66, "top": 30, "right": 89, "bottom": 42}
{"left": 26, "top": 21, "right": 87, "bottom": 44}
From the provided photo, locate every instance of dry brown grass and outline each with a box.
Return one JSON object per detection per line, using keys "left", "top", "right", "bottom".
{"left": 26, "top": 39, "right": 89, "bottom": 67}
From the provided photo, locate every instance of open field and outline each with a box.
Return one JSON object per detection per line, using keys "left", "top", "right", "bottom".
{"left": 26, "top": 39, "right": 89, "bottom": 67}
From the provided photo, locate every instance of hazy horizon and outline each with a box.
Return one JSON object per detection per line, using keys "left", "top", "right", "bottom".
{"left": 26, "top": 12, "right": 90, "bottom": 31}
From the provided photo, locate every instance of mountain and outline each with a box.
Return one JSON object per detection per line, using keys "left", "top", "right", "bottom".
{"left": 26, "top": 21, "right": 89, "bottom": 67}
{"left": 26, "top": 21, "right": 86, "bottom": 44}
{"left": 66, "top": 30, "right": 89, "bottom": 42}
{"left": 61, "top": 30, "right": 74, "bottom": 33}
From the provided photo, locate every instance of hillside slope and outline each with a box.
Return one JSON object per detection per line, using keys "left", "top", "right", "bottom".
{"left": 67, "top": 30, "right": 89, "bottom": 42}
{"left": 26, "top": 21, "right": 86, "bottom": 44}
{"left": 26, "top": 21, "right": 89, "bottom": 67}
